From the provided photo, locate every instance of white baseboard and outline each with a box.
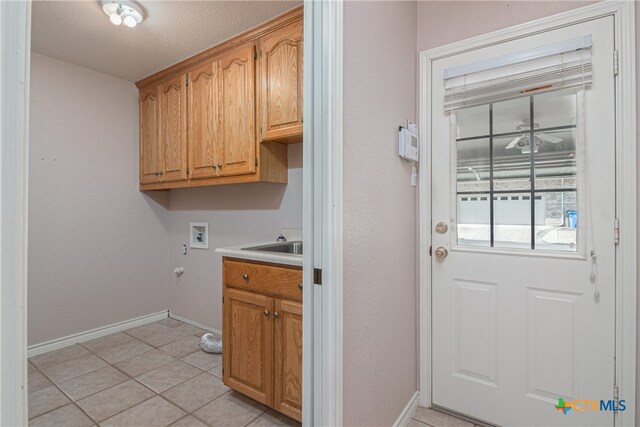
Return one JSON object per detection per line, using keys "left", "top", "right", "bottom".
{"left": 168, "top": 312, "right": 221, "bottom": 336}
{"left": 27, "top": 310, "right": 169, "bottom": 358}
{"left": 393, "top": 391, "right": 420, "bottom": 427}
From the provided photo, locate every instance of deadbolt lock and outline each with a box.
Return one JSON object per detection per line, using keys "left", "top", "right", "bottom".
{"left": 435, "top": 222, "right": 448, "bottom": 234}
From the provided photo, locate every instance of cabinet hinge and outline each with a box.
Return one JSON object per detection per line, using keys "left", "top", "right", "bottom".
{"left": 313, "top": 268, "right": 322, "bottom": 286}
{"left": 185, "top": 75, "right": 189, "bottom": 86}
{"left": 429, "top": 246, "right": 433, "bottom": 256}
{"left": 613, "top": 50, "right": 619, "bottom": 77}
{"left": 255, "top": 158, "right": 258, "bottom": 167}
{"left": 254, "top": 50, "right": 257, "bottom": 61}
{"left": 614, "top": 218, "right": 620, "bottom": 244}
{"left": 613, "top": 384, "right": 619, "bottom": 400}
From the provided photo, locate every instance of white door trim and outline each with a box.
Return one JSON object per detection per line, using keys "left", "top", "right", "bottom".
{"left": 303, "top": 1, "right": 344, "bottom": 425}
{"left": 0, "top": 0, "right": 31, "bottom": 425}
{"left": 418, "top": 2, "right": 636, "bottom": 426}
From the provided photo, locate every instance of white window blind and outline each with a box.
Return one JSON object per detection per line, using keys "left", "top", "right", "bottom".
{"left": 444, "top": 35, "right": 592, "bottom": 113}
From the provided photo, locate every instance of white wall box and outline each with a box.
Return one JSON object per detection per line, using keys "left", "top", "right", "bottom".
{"left": 190, "top": 222, "right": 209, "bottom": 249}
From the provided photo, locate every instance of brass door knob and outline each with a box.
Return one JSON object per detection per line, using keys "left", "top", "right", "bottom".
{"left": 435, "top": 222, "right": 448, "bottom": 234}
{"left": 434, "top": 246, "right": 448, "bottom": 260}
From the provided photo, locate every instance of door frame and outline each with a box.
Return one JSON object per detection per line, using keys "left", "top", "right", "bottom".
{"left": 303, "top": 1, "right": 344, "bottom": 426}
{"left": 418, "top": 2, "right": 636, "bottom": 426}
{"left": 0, "top": 0, "right": 31, "bottom": 425}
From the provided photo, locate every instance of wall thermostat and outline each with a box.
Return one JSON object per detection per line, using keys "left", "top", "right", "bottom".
{"left": 399, "top": 121, "right": 419, "bottom": 162}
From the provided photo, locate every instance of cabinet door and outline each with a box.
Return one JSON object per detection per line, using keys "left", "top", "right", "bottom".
{"left": 259, "top": 19, "right": 303, "bottom": 141}
{"left": 219, "top": 43, "right": 256, "bottom": 177}
{"left": 223, "top": 287, "right": 273, "bottom": 405}
{"left": 273, "top": 299, "right": 302, "bottom": 422}
{"left": 188, "top": 61, "right": 221, "bottom": 180}
{"left": 160, "top": 74, "right": 188, "bottom": 182}
{"left": 139, "top": 86, "right": 162, "bottom": 184}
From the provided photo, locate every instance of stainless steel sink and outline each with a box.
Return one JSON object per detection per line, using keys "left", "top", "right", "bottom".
{"left": 243, "top": 241, "right": 303, "bottom": 255}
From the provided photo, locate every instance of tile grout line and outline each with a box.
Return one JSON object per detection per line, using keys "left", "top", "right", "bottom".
{"left": 28, "top": 320, "right": 224, "bottom": 426}
{"left": 242, "top": 405, "right": 270, "bottom": 427}
{"left": 180, "top": 389, "right": 232, "bottom": 422}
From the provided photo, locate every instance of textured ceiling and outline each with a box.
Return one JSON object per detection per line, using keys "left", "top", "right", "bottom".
{"left": 31, "top": 0, "right": 301, "bottom": 82}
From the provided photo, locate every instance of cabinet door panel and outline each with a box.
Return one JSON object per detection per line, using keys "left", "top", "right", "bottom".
{"left": 140, "top": 87, "right": 161, "bottom": 184}
{"left": 160, "top": 75, "right": 188, "bottom": 182}
{"left": 223, "top": 288, "right": 273, "bottom": 405}
{"left": 274, "top": 299, "right": 302, "bottom": 422}
{"left": 188, "top": 61, "right": 220, "bottom": 180}
{"left": 260, "top": 19, "right": 303, "bottom": 141}
{"left": 219, "top": 43, "right": 256, "bottom": 176}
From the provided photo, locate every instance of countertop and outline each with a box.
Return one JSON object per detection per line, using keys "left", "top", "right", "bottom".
{"left": 215, "top": 242, "right": 303, "bottom": 267}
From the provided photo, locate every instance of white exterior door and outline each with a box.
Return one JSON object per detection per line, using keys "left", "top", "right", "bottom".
{"left": 430, "top": 17, "right": 617, "bottom": 426}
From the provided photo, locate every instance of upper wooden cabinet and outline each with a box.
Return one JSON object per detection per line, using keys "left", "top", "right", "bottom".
{"left": 140, "top": 86, "right": 162, "bottom": 184}
{"left": 259, "top": 18, "right": 303, "bottom": 143}
{"left": 219, "top": 43, "right": 257, "bottom": 177}
{"left": 188, "top": 60, "right": 220, "bottom": 180}
{"left": 136, "top": 6, "right": 302, "bottom": 190}
{"left": 160, "top": 74, "right": 188, "bottom": 182}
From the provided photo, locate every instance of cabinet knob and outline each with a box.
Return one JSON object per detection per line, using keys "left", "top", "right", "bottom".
{"left": 298, "top": 283, "right": 303, "bottom": 291}
{"left": 217, "top": 163, "right": 222, "bottom": 169}
{"left": 272, "top": 311, "right": 279, "bottom": 319}
{"left": 263, "top": 309, "right": 269, "bottom": 317}
{"left": 212, "top": 164, "right": 217, "bottom": 169}
{"left": 242, "top": 274, "right": 249, "bottom": 281}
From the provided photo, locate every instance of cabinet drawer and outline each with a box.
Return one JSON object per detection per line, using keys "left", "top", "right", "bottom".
{"left": 224, "top": 259, "right": 302, "bottom": 301}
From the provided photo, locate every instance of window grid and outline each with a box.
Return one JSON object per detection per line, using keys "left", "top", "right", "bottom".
{"left": 456, "top": 95, "right": 577, "bottom": 250}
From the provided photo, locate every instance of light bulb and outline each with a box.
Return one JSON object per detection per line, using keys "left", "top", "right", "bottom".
{"left": 123, "top": 14, "right": 137, "bottom": 28}
{"left": 110, "top": 12, "right": 122, "bottom": 25}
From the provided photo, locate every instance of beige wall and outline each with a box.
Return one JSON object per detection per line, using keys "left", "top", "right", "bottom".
{"left": 27, "top": 52, "right": 303, "bottom": 344}
{"left": 166, "top": 144, "right": 303, "bottom": 331}
{"left": 417, "top": 0, "right": 640, "bottom": 418}
{"left": 28, "top": 53, "right": 171, "bottom": 345}
{"left": 343, "top": 2, "right": 418, "bottom": 425}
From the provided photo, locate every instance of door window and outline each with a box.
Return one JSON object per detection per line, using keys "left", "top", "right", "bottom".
{"left": 455, "top": 88, "right": 578, "bottom": 251}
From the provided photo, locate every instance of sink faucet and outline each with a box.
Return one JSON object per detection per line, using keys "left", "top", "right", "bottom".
{"left": 276, "top": 234, "right": 287, "bottom": 242}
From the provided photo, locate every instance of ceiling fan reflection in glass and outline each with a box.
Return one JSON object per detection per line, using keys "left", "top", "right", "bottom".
{"left": 505, "top": 120, "right": 564, "bottom": 154}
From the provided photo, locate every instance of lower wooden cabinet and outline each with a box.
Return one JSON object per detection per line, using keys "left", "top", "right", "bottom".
{"left": 222, "top": 258, "right": 302, "bottom": 422}
{"left": 273, "top": 298, "right": 303, "bottom": 420}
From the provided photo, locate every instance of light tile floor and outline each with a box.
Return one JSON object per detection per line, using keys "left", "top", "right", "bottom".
{"left": 410, "top": 407, "right": 486, "bottom": 427}
{"left": 28, "top": 318, "right": 300, "bottom": 427}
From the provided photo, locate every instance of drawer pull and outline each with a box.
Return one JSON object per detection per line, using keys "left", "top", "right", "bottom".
{"left": 242, "top": 274, "right": 249, "bottom": 281}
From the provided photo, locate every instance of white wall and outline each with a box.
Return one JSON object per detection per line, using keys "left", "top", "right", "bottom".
{"left": 166, "top": 144, "right": 302, "bottom": 331}
{"left": 28, "top": 53, "right": 171, "bottom": 345}
{"left": 343, "top": 2, "right": 418, "bottom": 425}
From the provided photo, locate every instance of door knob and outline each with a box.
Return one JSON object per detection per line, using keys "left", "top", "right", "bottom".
{"left": 434, "top": 246, "right": 448, "bottom": 260}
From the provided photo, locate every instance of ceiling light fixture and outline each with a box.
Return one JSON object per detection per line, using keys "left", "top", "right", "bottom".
{"left": 102, "top": 0, "right": 144, "bottom": 28}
